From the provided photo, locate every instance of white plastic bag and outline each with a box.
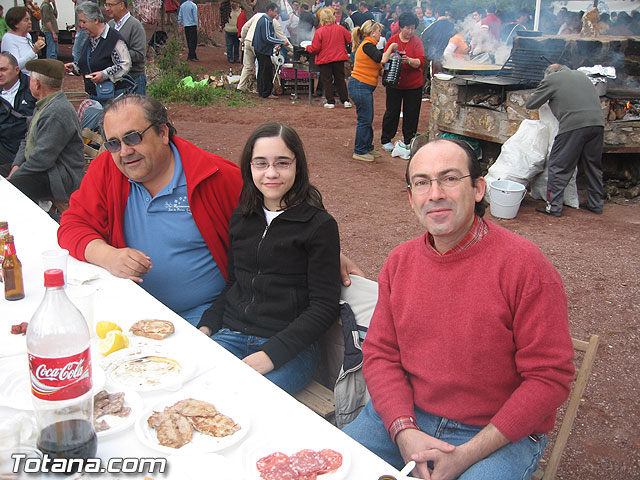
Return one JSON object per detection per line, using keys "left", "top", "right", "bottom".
{"left": 484, "top": 119, "right": 549, "bottom": 196}
{"left": 529, "top": 104, "right": 579, "bottom": 208}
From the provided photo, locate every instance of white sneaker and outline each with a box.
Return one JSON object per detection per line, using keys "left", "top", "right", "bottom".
{"left": 343, "top": 101, "right": 352, "bottom": 108}
{"left": 391, "top": 140, "right": 411, "bottom": 160}
{"left": 324, "top": 103, "right": 335, "bottom": 109}
{"left": 382, "top": 142, "right": 394, "bottom": 152}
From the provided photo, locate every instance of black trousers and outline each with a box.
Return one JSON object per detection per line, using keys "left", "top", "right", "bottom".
{"left": 255, "top": 52, "right": 274, "bottom": 98}
{"left": 184, "top": 25, "right": 198, "bottom": 60}
{"left": 547, "top": 126, "right": 605, "bottom": 214}
{"left": 318, "top": 61, "right": 348, "bottom": 105}
{"left": 381, "top": 86, "right": 423, "bottom": 145}
{"left": 9, "top": 171, "right": 52, "bottom": 204}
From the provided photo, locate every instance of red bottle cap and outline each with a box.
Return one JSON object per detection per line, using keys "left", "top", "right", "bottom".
{"left": 44, "top": 269, "right": 64, "bottom": 287}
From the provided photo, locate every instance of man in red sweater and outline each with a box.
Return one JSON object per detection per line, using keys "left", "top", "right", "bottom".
{"left": 343, "top": 138, "right": 575, "bottom": 479}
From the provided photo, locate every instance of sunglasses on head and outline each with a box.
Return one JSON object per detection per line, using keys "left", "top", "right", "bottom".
{"left": 104, "top": 124, "right": 154, "bottom": 153}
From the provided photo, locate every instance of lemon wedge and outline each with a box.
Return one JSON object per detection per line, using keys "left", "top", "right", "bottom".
{"left": 97, "top": 331, "right": 130, "bottom": 356}
{"left": 96, "top": 321, "right": 122, "bottom": 339}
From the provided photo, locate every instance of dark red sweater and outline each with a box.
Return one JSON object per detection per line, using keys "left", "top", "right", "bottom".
{"left": 384, "top": 33, "right": 425, "bottom": 89}
{"left": 363, "top": 221, "right": 575, "bottom": 442}
{"left": 57, "top": 136, "right": 242, "bottom": 279}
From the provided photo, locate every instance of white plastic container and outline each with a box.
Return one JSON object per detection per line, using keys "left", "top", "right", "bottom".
{"left": 489, "top": 180, "right": 526, "bottom": 219}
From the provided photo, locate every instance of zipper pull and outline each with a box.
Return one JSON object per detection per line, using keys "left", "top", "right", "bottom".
{"left": 261, "top": 225, "right": 268, "bottom": 239}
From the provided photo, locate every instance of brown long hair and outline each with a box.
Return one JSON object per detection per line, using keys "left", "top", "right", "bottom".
{"left": 238, "top": 122, "right": 324, "bottom": 215}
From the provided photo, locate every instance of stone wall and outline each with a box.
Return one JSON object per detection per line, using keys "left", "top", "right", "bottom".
{"left": 429, "top": 78, "right": 640, "bottom": 153}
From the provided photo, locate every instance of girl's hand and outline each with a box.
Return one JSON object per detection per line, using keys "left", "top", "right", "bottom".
{"left": 243, "top": 351, "right": 275, "bottom": 374}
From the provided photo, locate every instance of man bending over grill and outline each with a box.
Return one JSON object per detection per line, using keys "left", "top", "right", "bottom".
{"left": 526, "top": 63, "right": 605, "bottom": 217}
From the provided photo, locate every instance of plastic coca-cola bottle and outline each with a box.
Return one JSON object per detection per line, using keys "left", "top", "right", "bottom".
{"left": 26, "top": 269, "right": 97, "bottom": 467}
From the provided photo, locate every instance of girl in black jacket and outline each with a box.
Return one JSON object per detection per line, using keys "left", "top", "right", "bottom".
{"left": 198, "top": 122, "right": 341, "bottom": 395}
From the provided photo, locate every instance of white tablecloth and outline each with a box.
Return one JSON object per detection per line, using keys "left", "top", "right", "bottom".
{"left": 0, "top": 177, "right": 400, "bottom": 479}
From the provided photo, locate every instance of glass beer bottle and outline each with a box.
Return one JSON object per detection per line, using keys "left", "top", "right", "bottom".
{"left": 3, "top": 234, "right": 25, "bottom": 300}
{"left": 0, "top": 221, "right": 8, "bottom": 282}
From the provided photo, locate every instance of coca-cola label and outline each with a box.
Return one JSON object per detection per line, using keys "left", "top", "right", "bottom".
{"left": 28, "top": 348, "right": 92, "bottom": 401}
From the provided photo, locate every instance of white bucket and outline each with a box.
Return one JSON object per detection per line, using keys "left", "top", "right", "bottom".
{"left": 489, "top": 180, "right": 526, "bottom": 219}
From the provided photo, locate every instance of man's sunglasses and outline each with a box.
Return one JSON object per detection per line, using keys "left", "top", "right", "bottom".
{"left": 104, "top": 124, "right": 154, "bottom": 153}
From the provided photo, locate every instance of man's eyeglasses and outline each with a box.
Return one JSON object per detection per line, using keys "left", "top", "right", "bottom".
{"left": 104, "top": 124, "right": 154, "bottom": 153}
{"left": 409, "top": 174, "right": 471, "bottom": 193}
{"left": 105, "top": 2, "right": 121, "bottom": 6}
{"left": 250, "top": 159, "right": 295, "bottom": 170}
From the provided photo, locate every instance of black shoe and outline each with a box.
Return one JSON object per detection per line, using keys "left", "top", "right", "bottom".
{"left": 579, "top": 202, "right": 603, "bottom": 214}
{"left": 535, "top": 205, "right": 561, "bottom": 217}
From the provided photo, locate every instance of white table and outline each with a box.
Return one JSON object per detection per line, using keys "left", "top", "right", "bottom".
{"left": 0, "top": 177, "right": 400, "bottom": 479}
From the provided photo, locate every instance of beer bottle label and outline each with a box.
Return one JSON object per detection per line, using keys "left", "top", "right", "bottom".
{"left": 28, "top": 348, "right": 92, "bottom": 401}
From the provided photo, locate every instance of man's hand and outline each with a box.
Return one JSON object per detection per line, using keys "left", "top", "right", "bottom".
{"left": 199, "top": 326, "right": 212, "bottom": 336}
{"left": 339, "top": 252, "right": 364, "bottom": 287}
{"left": 85, "top": 239, "right": 152, "bottom": 283}
{"left": 64, "top": 62, "right": 75, "bottom": 73}
{"left": 103, "top": 247, "right": 152, "bottom": 282}
{"left": 7, "top": 165, "right": 19, "bottom": 179}
{"left": 52, "top": 32, "right": 58, "bottom": 42}
{"left": 242, "top": 351, "right": 275, "bottom": 374}
{"left": 410, "top": 423, "right": 510, "bottom": 480}
{"left": 396, "top": 429, "right": 456, "bottom": 479}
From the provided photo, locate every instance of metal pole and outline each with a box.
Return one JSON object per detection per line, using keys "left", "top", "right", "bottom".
{"left": 534, "top": 0, "right": 541, "bottom": 31}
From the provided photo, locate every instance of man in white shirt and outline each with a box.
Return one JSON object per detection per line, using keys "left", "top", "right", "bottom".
{"left": 0, "top": 52, "right": 36, "bottom": 177}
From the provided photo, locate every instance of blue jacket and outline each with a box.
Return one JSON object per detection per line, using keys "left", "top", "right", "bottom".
{"left": 252, "top": 14, "right": 285, "bottom": 56}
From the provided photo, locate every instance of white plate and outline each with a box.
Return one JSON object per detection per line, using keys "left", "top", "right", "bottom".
{"left": 95, "top": 388, "right": 143, "bottom": 439}
{"left": 134, "top": 393, "right": 250, "bottom": 455}
{"left": 434, "top": 73, "right": 453, "bottom": 80}
{"left": 0, "top": 354, "right": 105, "bottom": 411}
{"left": 300, "top": 40, "right": 312, "bottom": 48}
{"left": 243, "top": 437, "right": 351, "bottom": 480}
{"left": 100, "top": 345, "right": 196, "bottom": 392}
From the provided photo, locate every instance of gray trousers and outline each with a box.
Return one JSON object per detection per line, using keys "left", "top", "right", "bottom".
{"left": 547, "top": 126, "right": 604, "bottom": 214}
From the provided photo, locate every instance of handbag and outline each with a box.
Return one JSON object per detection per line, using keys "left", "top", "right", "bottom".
{"left": 86, "top": 47, "right": 115, "bottom": 101}
{"left": 95, "top": 80, "right": 115, "bottom": 100}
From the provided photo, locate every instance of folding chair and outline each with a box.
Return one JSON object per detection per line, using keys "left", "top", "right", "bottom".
{"left": 532, "top": 335, "right": 600, "bottom": 480}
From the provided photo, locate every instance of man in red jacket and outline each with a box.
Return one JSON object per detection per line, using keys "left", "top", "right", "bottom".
{"left": 58, "top": 95, "right": 242, "bottom": 325}
{"left": 343, "top": 138, "right": 575, "bottom": 479}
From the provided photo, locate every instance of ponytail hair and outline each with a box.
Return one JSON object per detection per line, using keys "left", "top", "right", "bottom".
{"left": 352, "top": 19, "right": 382, "bottom": 51}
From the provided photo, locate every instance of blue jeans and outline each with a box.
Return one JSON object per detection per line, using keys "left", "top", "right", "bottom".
{"left": 44, "top": 32, "right": 58, "bottom": 59}
{"left": 348, "top": 77, "right": 376, "bottom": 155}
{"left": 211, "top": 328, "right": 317, "bottom": 395}
{"left": 133, "top": 73, "right": 147, "bottom": 95}
{"left": 72, "top": 28, "right": 89, "bottom": 63}
{"left": 343, "top": 402, "right": 547, "bottom": 479}
{"left": 225, "top": 31, "right": 239, "bottom": 62}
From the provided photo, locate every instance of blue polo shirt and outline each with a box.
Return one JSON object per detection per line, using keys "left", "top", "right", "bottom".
{"left": 123, "top": 143, "right": 225, "bottom": 325}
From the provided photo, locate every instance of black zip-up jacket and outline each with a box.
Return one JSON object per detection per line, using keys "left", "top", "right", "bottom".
{"left": 0, "top": 72, "right": 36, "bottom": 159}
{"left": 198, "top": 201, "right": 341, "bottom": 369}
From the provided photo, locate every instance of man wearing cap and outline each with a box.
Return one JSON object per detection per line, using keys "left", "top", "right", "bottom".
{"left": 105, "top": 0, "right": 147, "bottom": 94}
{"left": 0, "top": 52, "right": 36, "bottom": 177}
{"left": 343, "top": 138, "right": 574, "bottom": 479}
{"left": 7, "top": 59, "right": 84, "bottom": 203}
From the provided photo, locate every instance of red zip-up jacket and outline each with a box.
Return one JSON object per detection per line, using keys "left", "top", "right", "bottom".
{"left": 57, "top": 136, "right": 242, "bottom": 279}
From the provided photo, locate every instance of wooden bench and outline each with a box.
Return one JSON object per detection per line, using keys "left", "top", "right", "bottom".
{"left": 294, "top": 380, "right": 336, "bottom": 422}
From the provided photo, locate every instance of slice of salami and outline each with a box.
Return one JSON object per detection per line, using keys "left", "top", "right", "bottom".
{"left": 290, "top": 449, "right": 326, "bottom": 475}
{"left": 317, "top": 449, "right": 343, "bottom": 474}
{"left": 257, "top": 452, "right": 290, "bottom": 473}
{"left": 259, "top": 463, "right": 299, "bottom": 480}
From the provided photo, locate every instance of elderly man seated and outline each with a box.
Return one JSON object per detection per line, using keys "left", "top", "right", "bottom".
{"left": 0, "top": 52, "right": 36, "bottom": 178}
{"left": 8, "top": 59, "right": 84, "bottom": 204}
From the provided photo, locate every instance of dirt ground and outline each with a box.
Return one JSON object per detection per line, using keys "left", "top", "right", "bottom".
{"left": 60, "top": 38, "right": 639, "bottom": 478}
